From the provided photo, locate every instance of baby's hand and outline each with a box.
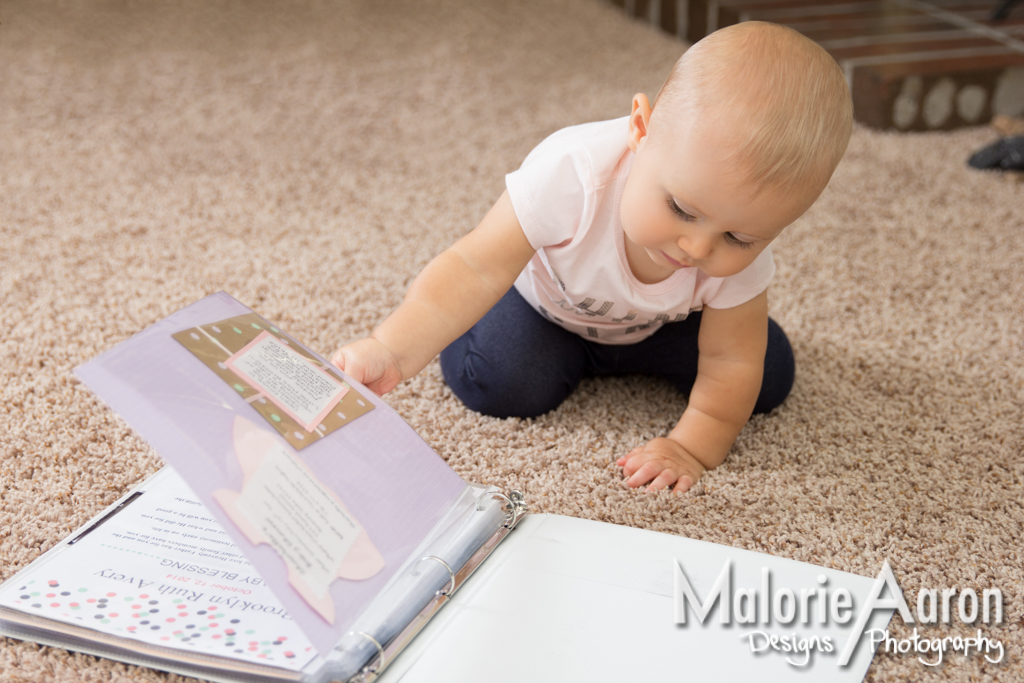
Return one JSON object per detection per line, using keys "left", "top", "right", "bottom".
{"left": 616, "top": 437, "right": 706, "bottom": 495}
{"left": 331, "top": 338, "right": 404, "bottom": 396}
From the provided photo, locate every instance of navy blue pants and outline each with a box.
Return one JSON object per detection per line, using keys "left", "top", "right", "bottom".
{"left": 440, "top": 288, "right": 794, "bottom": 419}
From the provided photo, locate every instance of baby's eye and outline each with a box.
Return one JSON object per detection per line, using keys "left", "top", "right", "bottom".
{"left": 724, "top": 232, "right": 755, "bottom": 250}
{"left": 668, "top": 199, "right": 696, "bottom": 222}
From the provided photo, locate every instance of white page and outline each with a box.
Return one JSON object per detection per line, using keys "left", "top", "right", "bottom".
{"left": 379, "top": 514, "right": 892, "bottom": 683}
{"left": 0, "top": 470, "right": 318, "bottom": 672}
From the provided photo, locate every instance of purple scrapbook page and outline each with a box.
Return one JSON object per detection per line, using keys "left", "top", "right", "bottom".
{"left": 74, "top": 292, "right": 467, "bottom": 655}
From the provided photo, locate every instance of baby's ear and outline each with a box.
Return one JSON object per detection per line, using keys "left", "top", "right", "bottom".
{"left": 628, "top": 93, "right": 653, "bottom": 152}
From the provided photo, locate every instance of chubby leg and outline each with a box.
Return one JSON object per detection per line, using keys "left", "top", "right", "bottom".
{"left": 439, "top": 288, "right": 587, "bottom": 418}
{"left": 589, "top": 312, "right": 795, "bottom": 414}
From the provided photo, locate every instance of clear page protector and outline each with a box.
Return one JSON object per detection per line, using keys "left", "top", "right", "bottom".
{"left": 171, "top": 315, "right": 373, "bottom": 451}
{"left": 74, "top": 293, "right": 467, "bottom": 655}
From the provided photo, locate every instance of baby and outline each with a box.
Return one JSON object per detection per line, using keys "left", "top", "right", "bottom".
{"left": 332, "top": 21, "right": 853, "bottom": 494}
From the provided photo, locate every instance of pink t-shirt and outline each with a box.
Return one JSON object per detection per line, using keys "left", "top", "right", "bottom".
{"left": 505, "top": 116, "right": 775, "bottom": 345}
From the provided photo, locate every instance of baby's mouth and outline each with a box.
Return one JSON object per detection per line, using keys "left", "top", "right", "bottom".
{"left": 660, "top": 250, "right": 689, "bottom": 268}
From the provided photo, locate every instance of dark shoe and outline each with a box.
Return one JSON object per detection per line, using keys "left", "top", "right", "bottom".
{"left": 968, "top": 136, "right": 1024, "bottom": 171}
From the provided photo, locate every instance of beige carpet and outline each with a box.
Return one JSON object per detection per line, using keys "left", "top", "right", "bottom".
{"left": 1, "top": 1, "right": 1022, "bottom": 680}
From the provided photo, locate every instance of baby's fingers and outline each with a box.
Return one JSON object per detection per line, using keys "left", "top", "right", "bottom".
{"left": 646, "top": 469, "right": 681, "bottom": 492}
{"left": 617, "top": 447, "right": 648, "bottom": 477}
{"left": 672, "top": 475, "right": 695, "bottom": 495}
{"left": 615, "top": 446, "right": 643, "bottom": 469}
{"left": 625, "top": 460, "right": 668, "bottom": 488}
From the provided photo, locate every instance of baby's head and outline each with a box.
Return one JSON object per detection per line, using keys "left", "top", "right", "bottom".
{"left": 652, "top": 21, "right": 852, "bottom": 197}
{"left": 621, "top": 22, "right": 853, "bottom": 279}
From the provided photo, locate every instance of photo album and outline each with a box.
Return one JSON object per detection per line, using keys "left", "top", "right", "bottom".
{"left": 0, "top": 293, "right": 894, "bottom": 683}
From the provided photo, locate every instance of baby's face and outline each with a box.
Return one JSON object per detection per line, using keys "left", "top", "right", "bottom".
{"left": 620, "top": 114, "right": 817, "bottom": 281}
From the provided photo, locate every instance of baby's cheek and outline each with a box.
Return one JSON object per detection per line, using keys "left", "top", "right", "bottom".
{"left": 709, "top": 248, "right": 764, "bottom": 279}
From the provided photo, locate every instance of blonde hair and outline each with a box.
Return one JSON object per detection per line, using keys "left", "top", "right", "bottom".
{"left": 653, "top": 22, "right": 853, "bottom": 195}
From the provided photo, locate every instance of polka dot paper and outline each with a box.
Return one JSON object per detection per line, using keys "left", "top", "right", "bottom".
{"left": 171, "top": 313, "right": 374, "bottom": 450}
{"left": 0, "top": 470, "right": 317, "bottom": 672}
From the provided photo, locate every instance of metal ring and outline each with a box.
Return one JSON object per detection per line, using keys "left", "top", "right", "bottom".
{"left": 476, "top": 490, "right": 512, "bottom": 512}
{"left": 477, "top": 490, "right": 515, "bottom": 526}
{"left": 347, "top": 631, "right": 385, "bottom": 674}
{"left": 419, "top": 555, "right": 456, "bottom": 596}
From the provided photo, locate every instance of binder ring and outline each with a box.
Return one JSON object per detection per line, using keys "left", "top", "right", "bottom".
{"left": 419, "top": 555, "right": 456, "bottom": 596}
{"left": 478, "top": 490, "right": 526, "bottom": 528}
{"left": 477, "top": 491, "right": 514, "bottom": 525}
{"left": 347, "top": 631, "right": 385, "bottom": 674}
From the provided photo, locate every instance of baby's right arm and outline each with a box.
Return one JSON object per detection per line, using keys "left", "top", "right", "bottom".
{"left": 331, "top": 190, "right": 535, "bottom": 394}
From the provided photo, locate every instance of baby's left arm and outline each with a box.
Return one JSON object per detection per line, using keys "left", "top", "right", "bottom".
{"left": 616, "top": 290, "right": 769, "bottom": 494}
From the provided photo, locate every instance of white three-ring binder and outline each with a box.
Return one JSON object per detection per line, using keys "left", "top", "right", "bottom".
{"left": 0, "top": 293, "right": 891, "bottom": 682}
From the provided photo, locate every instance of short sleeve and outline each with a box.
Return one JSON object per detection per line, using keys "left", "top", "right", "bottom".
{"left": 505, "top": 136, "right": 593, "bottom": 250}
{"left": 702, "top": 247, "right": 776, "bottom": 309}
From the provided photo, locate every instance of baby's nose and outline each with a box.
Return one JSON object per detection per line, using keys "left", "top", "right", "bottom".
{"left": 678, "top": 234, "right": 712, "bottom": 260}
